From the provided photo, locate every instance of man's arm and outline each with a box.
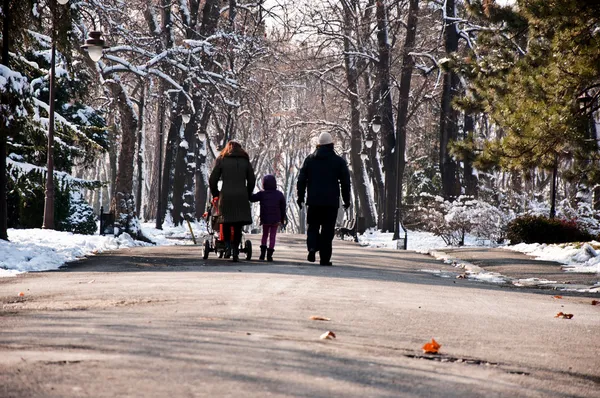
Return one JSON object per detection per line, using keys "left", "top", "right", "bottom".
{"left": 296, "top": 157, "right": 309, "bottom": 204}
{"left": 280, "top": 193, "right": 287, "bottom": 223}
{"left": 339, "top": 158, "right": 351, "bottom": 207}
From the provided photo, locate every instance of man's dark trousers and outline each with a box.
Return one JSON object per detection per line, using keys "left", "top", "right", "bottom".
{"left": 307, "top": 205, "right": 338, "bottom": 264}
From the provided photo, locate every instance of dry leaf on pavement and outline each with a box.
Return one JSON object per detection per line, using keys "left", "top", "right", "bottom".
{"left": 422, "top": 338, "right": 441, "bottom": 354}
{"left": 552, "top": 295, "right": 562, "bottom": 299}
{"left": 554, "top": 312, "right": 574, "bottom": 319}
{"left": 309, "top": 316, "right": 331, "bottom": 321}
{"left": 592, "top": 300, "right": 598, "bottom": 306}
{"left": 18, "top": 292, "right": 24, "bottom": 297}
{"left": 320, "top": 331, "right": 336, "bottom": 340}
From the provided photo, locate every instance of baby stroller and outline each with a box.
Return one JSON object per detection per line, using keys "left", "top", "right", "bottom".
{"left": 202, "top": 197, "right": 252, "bottom": 260}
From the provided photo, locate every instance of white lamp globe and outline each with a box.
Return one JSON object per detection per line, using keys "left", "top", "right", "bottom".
{"left": 88, "top": 45, "right": 103, "bottom": 62}
{"left": 57, "top": 0, "right": 69, "bottom": 4}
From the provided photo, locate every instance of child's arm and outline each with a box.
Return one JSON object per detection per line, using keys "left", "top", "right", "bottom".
{"left": 250, "top": 191, "right": 262, "bottom": 202}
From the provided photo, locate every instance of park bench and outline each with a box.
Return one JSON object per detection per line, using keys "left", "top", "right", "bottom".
{"left": 99, "top": 206, "right": 115, "bottom": 235}
{"left": 336, "top": 218, "right": 357, "bottom": 240}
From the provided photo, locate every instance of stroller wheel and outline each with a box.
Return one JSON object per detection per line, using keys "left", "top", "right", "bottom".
{"left": 202, "top": 240, "right": 210, "bottom": 260}
{"left": 244, "top": 240, "right": 252, "bottom": 261}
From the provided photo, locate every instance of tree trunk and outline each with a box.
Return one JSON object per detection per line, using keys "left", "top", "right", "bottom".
{"left": 343, "top": 0, "right": 376, "bottom": 231}
{"left": 195, "top": 105, "right": 212, "bottom": 220}
{"left": 394, "top": 0, "right": 419, "bottom": 232}
{"left": 463, "top": 113, "right": 478, "bottom": 197}
{"left": 0, "top": 0, "right": 10, "bottom": 240}
{"left": 158, "top": 94, "right": 184, "bottom": 227}
{"left": 135, "top": 83, "right": 146, "bottom": 218}
{"left": 107, "top": 80, "right": 139, "bottom": 236}
{"left": 376, "top": 0, "right": 396, "bottom": 232}
{"left": 171, "top": 91, "right": 197, "bottom": 225}
{"left": 439, "top": 0, "right": 461, "bottom": 200}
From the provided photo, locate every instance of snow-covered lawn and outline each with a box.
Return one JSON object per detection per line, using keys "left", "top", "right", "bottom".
{"left": 508, "top": 242, "right": 600, "bottom": 274}
{"left": 0, "top": 220, "right": 208, "bottom": 277}
{"left": 359, "top": 228, "right": 600, "bottom": 275}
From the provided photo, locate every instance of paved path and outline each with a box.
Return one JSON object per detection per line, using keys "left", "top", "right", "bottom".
{"left": 1, "top": 234, "right": 599, "bottom": 397}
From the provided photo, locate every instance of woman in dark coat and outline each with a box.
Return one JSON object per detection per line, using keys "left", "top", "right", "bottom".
{"left": 209, "top": 141, "right": 256, "bottom": 261}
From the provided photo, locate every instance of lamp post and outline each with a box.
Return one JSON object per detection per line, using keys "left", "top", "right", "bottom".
{"left": 43, "top": 0, "right": 105, "bottom": 229}
{"left": 42, "top": 0, "right": 69, "bottom": 229}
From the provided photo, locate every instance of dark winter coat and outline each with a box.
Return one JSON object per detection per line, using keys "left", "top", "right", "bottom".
{"left": 251, "top": 175, "right": 286, "bottom": 225}
{"left": 297, "top": 144, "right": 351, "bottom": 208}
{"left": 209, "top": 148, "right": 256, "bottom": 225}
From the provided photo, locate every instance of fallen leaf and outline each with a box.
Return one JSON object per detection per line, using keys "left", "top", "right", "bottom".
{"left": 592, "top": 300, "right": 598, "bottom": 306}
{"left": 422, "top": 338, "right": 441, "bottom": 354}
{"left": 554, "top": 312, "right": 574, "bottom": 319}
{"left": 88, "top": 280, "right": 95, "bottom": 284}
{"left": 320, "top": 331, "right": 336, "bottom": 340}
{"left": 552, "top": 295, "right": 562, "bottom": 299}
{"left": 18, "top": 292, "right": 24, "bottom": 297}
{"left": 309, "top": 316, "right": 331, "bottom": 321}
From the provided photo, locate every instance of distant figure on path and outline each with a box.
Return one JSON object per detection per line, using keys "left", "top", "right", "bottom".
{"left": 296, "top": 132, "right": 351, "bottom": 266}
{"left": 251, "top": 174, "right": 287, "bottom": 261}
{"left": 209, "top": 141, "right": 256, "bottom": 262}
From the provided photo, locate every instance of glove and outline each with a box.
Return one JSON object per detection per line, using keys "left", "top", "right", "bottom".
{"left": 297, "top": 199, "right": 303, "bottom": 210}
{"left": 343, "top": 203, "right": 350, "bottom": 211}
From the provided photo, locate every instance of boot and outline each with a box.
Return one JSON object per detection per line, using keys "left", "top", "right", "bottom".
{"left": 267, "top": 248, "right": 274, "bottom": 262}
{"left": 259, "top": 245, "right": 267, "bottom": 261}
{"left": 232, "top": 245, "right": 239, "bottom": 262}
{"left": 224, "top": 242, "right": 231, "bottom": 259}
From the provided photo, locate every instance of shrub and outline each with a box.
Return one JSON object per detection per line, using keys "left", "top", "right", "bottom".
{"left": 415, "top": 195, "right": 509, "bottom": 246}
{"left": 59, "top": 191, "right": 97, "bottom": 235}
{"left": 506, "top": 215, "right": 594, "bottom": 244}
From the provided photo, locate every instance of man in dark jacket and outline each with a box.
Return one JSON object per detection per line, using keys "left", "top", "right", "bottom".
{"left": 297, "top": 132, "right": 351, "bottom": 266}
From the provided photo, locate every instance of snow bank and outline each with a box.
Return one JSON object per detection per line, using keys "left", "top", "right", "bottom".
{"left": 0, "top": 220, "right": 209, "bottom": 277}
{"left": 508, "top": 242, "right": 600, "bottom": 274}
{"left": 358, "top": 228, "right": 482, "bottom": 253}
{"left": 0, "top": 229, "right": 148, "bottom": 277}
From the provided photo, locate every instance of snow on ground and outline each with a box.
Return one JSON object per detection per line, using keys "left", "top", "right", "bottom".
{"left": 2, "top": 221, "right": 599, "bottom": 288}
{"left": 358, "top": 228, "right": 482, "bottom": 253}
{"left": 0, "top": 220, "right": 208, "bottom": 277}
{"left": 0, "top": 229, "right": 149, "bottom": 277}
{"left": 507, "top": 241, "right": 600, "bottom": 274}
{"left": 359, "top": 228, "right": 599, "bottom": 291}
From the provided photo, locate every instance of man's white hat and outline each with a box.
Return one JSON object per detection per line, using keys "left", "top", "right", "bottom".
{"left": 318, "top": 131, "right": 333, "bottom": 146}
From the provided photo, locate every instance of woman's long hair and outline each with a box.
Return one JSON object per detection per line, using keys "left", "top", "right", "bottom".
{"left": 218, "top": 141, "right": 249, "bottom": 159}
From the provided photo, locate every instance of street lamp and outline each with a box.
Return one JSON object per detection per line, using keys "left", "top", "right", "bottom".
{"left": 360, "top": 148, "right": 368, "bottom": 161}
{"left": 43, "top": 0, "right": 69, "bottom": 229}
{"left": 371, "top": 115, "right": 381, "bottom": 133}
{"left": 43, "top": 0, "right": 105, "bottom": 229}
{"left": 198, "top": 130, "right": 207, "bottom": 141}
{"left": 182, "top": 113, "right": 191, "bottom": 124}
{"left": 365, "top": 132, "right": 374, "bottom": 149}
{"left": 81, "top": 31, "right": 105, "bottom": 62}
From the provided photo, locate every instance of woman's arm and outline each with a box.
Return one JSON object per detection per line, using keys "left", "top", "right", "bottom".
{"left": 209, "top": 159, "right": 222, "bottom": 197}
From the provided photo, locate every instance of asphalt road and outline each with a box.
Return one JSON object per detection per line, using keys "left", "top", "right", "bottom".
{"left": 1, "top": 234, "right": 599, "bottom": 397}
